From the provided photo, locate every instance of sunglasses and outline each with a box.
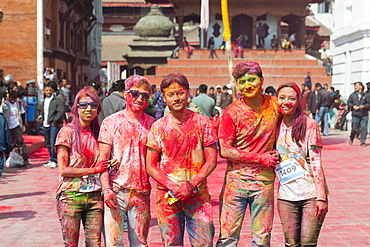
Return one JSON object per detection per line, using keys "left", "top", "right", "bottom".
{"left": 129, "top": 90, "right": 150, "bottom": 101}
{"left": 77, "top": 102, "right": 99, "bottom": 109}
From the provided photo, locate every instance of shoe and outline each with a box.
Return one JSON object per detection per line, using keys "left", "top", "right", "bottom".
{"left": 361, "top": 143, "right": 367, "bottom": 147}
{"left": 49, "top": 161, "right": 58, "bottom": 169}
{"left": 23, "top": 159, "right": 30, "bottom": 167}
{"left": 43, "top": 161, "right": 51, "bottom": 167}
{"left": 349, "top": 140, "right": 353, "bottom": 145}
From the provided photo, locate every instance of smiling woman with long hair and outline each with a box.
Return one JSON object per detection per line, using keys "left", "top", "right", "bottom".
{"left": 275, "top": 82, "right": 329, "bottom": 246}
{"left": 55, "top": 86, "right": 108, "bottom": 246}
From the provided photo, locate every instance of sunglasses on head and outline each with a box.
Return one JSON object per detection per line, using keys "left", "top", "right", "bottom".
{"left": 77, "top": 102, "right": 99, "bottom": 109}
{"left": 129, "top": 90, "right": 150, "bottom": 101}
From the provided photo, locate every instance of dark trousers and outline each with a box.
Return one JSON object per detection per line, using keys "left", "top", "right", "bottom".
{"left": 258, "top": 36, "right": 265, "bottom": 48}
{"left": 43, "top": 125, "right": 60, "bottom": 162}
{"left": 10, "top": 126, "right": 28, "bottom": 160}
{"left": 350, "top": 116, "right": 368, "bottom": 144}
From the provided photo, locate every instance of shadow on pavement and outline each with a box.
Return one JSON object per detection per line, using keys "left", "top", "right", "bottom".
{"left": 0, "top": 191, "right": 46, "bottom": 201}
{"left": 0, "top": 210, "right": 37, "bottom": 220}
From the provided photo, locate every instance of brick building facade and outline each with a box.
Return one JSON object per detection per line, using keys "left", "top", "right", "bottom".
{"left": 0, "top": 0, "right": 99, "bottom": 91}
{"left": 0, "top": 0, "right": 37, "bottom": 85}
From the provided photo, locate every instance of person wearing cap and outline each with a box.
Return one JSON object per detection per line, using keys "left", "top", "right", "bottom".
{"left": 216, "top": 61, "right": 280, "bottom": 246}
{"left": 90, "top": 81, "right": 105, "bottom": 102}
{"left": 26, "top": 79, "right": 38, "bottom": 96}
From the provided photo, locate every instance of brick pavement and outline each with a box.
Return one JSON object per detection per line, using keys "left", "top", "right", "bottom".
{"left": 0, "top": 130, "right": 369, "bottom": 246}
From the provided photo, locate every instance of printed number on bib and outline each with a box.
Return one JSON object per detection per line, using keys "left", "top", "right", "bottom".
{"left": 276, "top": 158, "right": 304, "bottom": 185}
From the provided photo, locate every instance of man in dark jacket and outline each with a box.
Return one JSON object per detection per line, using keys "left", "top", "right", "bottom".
{"left": 348, "top": 82, "right": 370, "bottom": 146}
{"left": 0, "top": 112, "right": 13, "bottom": 176}
{"left": 38, "top": 84, "right": 65, "bottom": 168}
{"left": 307, "top": 88, "right": 318, "bottom": 119}
{"left": 220, "top": 85, "right": 233, "bottom": 110}
{"left": 315, "top": 83, "right": 331, "bottom": 136}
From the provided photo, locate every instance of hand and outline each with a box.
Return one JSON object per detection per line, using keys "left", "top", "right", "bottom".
{"left": 316, "top": 109, "right": 319, "bottom": 113}
{"left": 37, "top": 116, "right": 43, "bottom": 123}
{"left": 108, "top": 159, "right": 119, "bottom": 169}
{"left": 360, "top": 105, "right": 365, "bottom": 109}
{"left": 104, "top": 189, "right": 118, "bottom": 209}
{"left": 315, "top": 200, "right": 328, "bottom": 219}
{"left": 173, "top": 183, "right": 193, "bottom": 201}
{"left": 259, "top": 150, "right": 280, "bottom": 169}
{"left": 93, "top": 160, "right": 108, "bottom": 174}
{"left": 22, "top": 125, "right": 26, "bottom": 133}
{"left": 354, "top": 105, "right": 359, "bottom": 110}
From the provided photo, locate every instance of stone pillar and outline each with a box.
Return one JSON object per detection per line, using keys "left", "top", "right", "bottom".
{"left": 276, "top": 15, "right": 282, "bottom": 49}
{"left": 252, "top": 16, "right": 257, "bottom": 49}
{"left": 300, "top": 16, "right": 306, "bottom": 49}
{"left": 178, "top": 16, "right": 184, "bottom": 48}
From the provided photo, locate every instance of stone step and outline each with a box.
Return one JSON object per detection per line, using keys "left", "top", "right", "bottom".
{"left": 178, "top": 48, "right": 307, "bottom": 59}
{"left": 167, "top": 58, "right": 319, "bottom": 67}
{"left": 145, "top": 74, "right": 332, "bottom": 89}
{"left": 155, "top": 66, "right": 326, "bottom": 77}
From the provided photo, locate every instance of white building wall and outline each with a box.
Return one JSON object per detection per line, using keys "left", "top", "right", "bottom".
{"left": 331, "top": 0, "right": 370, "bottom": 98}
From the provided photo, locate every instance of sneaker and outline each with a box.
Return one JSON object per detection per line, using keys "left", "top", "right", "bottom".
{"left": 361, "top": 143, "right": 367, "bottom": 147}
{"left": 349, "top": 140, "right": 353, "bottom": 145}
{"left": 43, "top": 161, "right": 51, "bottom": 167}
{"left": 49, "top": 161, "right": 58, "bottom": 169}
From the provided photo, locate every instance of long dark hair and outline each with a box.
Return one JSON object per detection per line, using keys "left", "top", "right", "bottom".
{"left": 276, "top": 82, "right": 308, "bottom": 147}
{"left": 69, "top": 86, "right": 102, "bottom": 153}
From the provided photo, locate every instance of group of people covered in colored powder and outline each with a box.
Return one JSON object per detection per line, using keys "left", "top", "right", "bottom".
{"left": 54, "top": 61, "right": 329, "bottom": 247}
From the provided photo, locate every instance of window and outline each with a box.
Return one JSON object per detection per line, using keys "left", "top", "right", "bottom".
{"left": 318, "top": 1, "right": 331, "bottom": 13}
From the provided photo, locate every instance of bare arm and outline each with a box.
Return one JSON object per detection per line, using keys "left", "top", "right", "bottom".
{"left": 99, "top": 142, "right": 118, "bottom": 209}
{"left": 187, "top": 143, "right": 217, "bottom": 188}
{"left": 57, "top": 146, "right": 107, "bottom": 177}
{"left": 219, "top": 138, "right": 279, "bottom": 169}
{"left": 146, "top": 147, "right": 179, "bottom": 192}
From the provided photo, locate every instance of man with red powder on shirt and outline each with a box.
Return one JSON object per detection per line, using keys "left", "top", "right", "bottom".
{"left": 146, "top": 73, "right": 218, "bottom": 247}
{"left": 216, "top": 62, "right": 280, "bottom": 247}
{"left": 99, "top": 75, "right": 155, "bottom": 246}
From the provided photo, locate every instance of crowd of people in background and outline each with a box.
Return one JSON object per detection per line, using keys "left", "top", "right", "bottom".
{"left": 1, "top": 60, "right": 370, "bottom": 246}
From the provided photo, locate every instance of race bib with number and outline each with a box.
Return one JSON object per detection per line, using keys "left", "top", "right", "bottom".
{"left": 276, "top": 158, "right": 305, "bottom": 185}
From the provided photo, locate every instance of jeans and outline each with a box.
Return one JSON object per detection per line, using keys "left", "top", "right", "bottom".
{"left": 43, "top": 125, "right": 60, "bottom": 162}
{"left": 315, "top": 107, "right": 329, "bottom": 136}
{"left": 350, "top": 115, "right": 368, "bottom": 144}
{"left": 57, "top": 191, "right": 104, "bottom": 247}
{"left": 10, "top": 126, "right": 28, "bottom": 160}
{"left": 217, "top": 178, "right": 274, "bottom": 247}
{"left": 104, "top": 189, "right": 150, "bottom": 247}
{"left": 156, "top": 189, "right": 214, "bottom": 247}
{"left": 277, "top": 198, "right": 325, "bottom": 247}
